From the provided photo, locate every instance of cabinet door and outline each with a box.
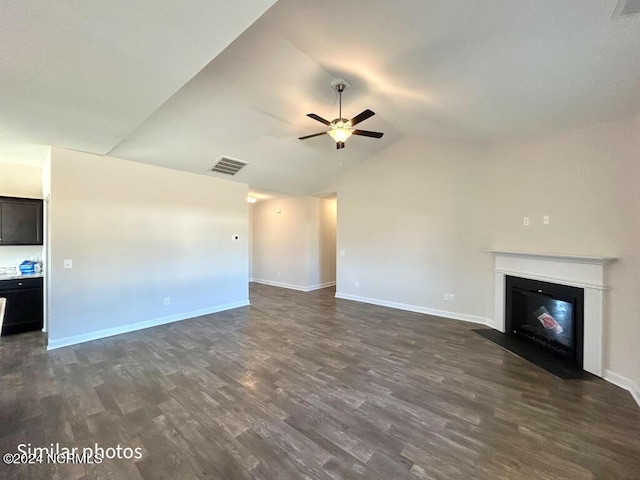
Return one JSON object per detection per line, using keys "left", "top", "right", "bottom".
{"left": 0, "top": 198, "right": 43, "bottom": 245}
{"left": 0, "top": 287, "right": 43, "bottom": 335}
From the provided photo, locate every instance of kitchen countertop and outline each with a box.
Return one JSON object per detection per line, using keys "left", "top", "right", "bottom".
{"left": 0, "top": 272, "right": 44, "bottom": 281}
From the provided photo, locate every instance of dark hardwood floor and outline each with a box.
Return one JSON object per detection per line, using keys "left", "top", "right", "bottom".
{"left": 1, "top": 283, "right": 639, "bottom": 479}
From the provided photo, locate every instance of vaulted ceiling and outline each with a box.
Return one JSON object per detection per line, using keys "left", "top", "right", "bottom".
{"left": 2, "top": 1, "right": 640, "bottom": 195}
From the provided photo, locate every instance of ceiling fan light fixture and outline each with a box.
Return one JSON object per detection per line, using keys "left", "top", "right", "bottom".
{"left": 328, "top": 123, "right": 353, "bottom": 143}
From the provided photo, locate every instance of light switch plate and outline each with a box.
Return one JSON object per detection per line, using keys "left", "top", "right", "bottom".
{"left": 63, "top": 259, "right": 73, "bottom": 269}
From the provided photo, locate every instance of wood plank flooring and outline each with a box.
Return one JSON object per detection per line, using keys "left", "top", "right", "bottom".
{"left": 1, "top": 283, "right": 639, "bottom": 479}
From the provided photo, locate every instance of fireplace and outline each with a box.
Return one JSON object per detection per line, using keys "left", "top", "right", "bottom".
{"left": 488, "top": 250, "right": 615, "bottom": 377}
{"left": 505, "top": 275, "right": 584, "bottom": 368}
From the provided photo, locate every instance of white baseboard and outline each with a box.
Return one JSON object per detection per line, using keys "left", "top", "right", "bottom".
{"left": 484, "top": 318, "right": 497, "bottom": 329}
{"left": 604, "top": 370, "right": 640, "bottom": 408}
{"left": 306, "top": 281, "right": 336, "bottom": 291}
{"left": 334, "top": 292, "right": 491, "bottom": 326}
{"left": 251, "top": 278, "right": 336, "bottom": 292}
{"left": 47, "top": 300, "right": 250, "bottom": 350}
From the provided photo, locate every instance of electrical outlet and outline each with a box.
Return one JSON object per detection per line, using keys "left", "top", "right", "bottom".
{"left": 444, "top": 294, "right": 455, "bottom": 301}
{"left": 543, "top": 215, "right": 550, "bottom": 225}
{"left": 523, "top": 216, "right": 530, "bottom": 226}
{"left": 339, "top": 250, "right": 346, "bottom": 257}
{"left": 450, "top": 294, "right": 455, "bottom": 301}
{"left": 164, "top": 297, "right": 170, "bottom": 305}
{"left": 277, "top": 271, "right": 281, "bottom": 277}
{"left": 63, "top": 259, "right": 73, "bottom": 269}
{"left": 355, "top": 281, "right": 360, "bottom": 288}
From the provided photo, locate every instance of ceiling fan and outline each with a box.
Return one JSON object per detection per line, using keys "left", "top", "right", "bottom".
{"left": 299, "top": 80, "right": 384, "bottom": 149}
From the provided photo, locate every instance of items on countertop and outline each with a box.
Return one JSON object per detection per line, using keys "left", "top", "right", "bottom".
{"left": 0, "top": 262, "right": 44, "bottom": 281}
{"left": 19, "top": 260, "right": 41, "bottom": 275}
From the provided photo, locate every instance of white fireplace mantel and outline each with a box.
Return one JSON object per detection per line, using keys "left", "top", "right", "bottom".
{"left": 487, "top": 250, "right": 616, "bottom": 377}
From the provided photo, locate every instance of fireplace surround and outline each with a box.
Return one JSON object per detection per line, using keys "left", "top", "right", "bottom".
{"left": 488, "top": 250, "right": 615, "bottom": 377}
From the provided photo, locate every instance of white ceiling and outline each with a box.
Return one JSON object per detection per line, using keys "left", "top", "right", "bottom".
{"left": 0, "top": 0, "right": 276, "bottom": 153}
{"left": 2, "top": 1, "right": 640, "bottom": 195}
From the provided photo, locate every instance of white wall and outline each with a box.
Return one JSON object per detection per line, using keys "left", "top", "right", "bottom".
{"left": 251, "top": 196, "right": 336, "bottom": 291}
{"left": 486, "top": 115, "right": 640, "bottom": 392}
{"left": 335, "top": 115, "right": 640, "bottom": 399}
{"left": 48, "top": 147, "right": 249, "bottom": 348}
{"left": 248, "top": 202, "right": 254, "bottom": 280}
{"left": 635, "top": 113, "right": 640, "bottom": 395}
{"left": 319, "top": 197, "right": 337, "bottom": 286}
{"left": 0, "top": 162, "right": 42, "bottom": 198}
{"left": 336, "top": 137, "right": 492, "bottom": 323}
{"left": 42, "top": 149, "right": 51, "bottom": 198}
{"left": 0, "top": 162, "right": 44, "bottom": 269}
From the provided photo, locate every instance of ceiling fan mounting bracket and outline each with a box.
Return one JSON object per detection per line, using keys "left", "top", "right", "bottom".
{"left": 330, "top": 78, "right": 350, "bottom": 92}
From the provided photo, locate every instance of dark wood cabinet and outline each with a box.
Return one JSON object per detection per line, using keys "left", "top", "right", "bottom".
{"left": 0, "top": 196, "right": 43, "bottom": 245}
{"left": 0, "top": 277, "right": 43, "bottom": 335}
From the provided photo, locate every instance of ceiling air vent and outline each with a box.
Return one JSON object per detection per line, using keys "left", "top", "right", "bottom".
{"left": 209, "top": 156, "right": 249, "bottom": 176}
{"left": 613, "top": 0, "right": 640, "bottom": 18}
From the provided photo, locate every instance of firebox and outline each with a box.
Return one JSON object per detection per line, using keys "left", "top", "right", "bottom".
{"left": 505, "top": 275, "right": 584, "bottom": 368}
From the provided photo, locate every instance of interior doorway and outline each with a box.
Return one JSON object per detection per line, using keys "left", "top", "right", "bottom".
{"left": 249, "top": 193, "right": 336, "bottom": 292}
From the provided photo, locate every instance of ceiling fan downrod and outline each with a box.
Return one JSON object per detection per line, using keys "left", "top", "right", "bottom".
{"left": 335, "top": 82, "right": 345, "bottom": 120}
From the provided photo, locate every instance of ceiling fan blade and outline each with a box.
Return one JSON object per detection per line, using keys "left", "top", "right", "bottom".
{"left": 306, "top": 113, "right": 331, "bottom": 126}
{"left": 298, "top": 131, "right": 328, "bottom": 140}
{"left": 336, "top": 141, "right": 345, "bottom": 150}
{"left": 352, "top": 129, "right": 384, "bottom": 138}
{"left": 349, "top": 109, "right": 375, "bottom": 126}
